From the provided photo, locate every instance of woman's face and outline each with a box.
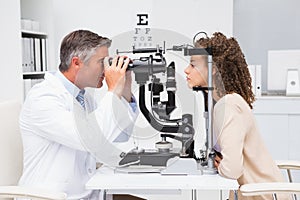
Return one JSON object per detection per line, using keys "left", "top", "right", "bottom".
{"left": 184, "top": 55, "right": 208, "bottom": 88}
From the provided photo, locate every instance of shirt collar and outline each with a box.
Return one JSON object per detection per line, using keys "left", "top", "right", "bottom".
{"left": 55, "top": 70, "right": 81, "bottom": 98}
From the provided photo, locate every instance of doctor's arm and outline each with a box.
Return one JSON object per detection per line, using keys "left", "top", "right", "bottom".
{"left": 95, "top": 91, "right": 138, "bottom": 143}
{"left": 98, "top": 58, "right": 138, "bottom": 143}
{"left": 121, "top": 71, "right": 134, "bottom": 102}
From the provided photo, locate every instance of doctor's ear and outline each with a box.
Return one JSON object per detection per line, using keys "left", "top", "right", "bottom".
{"left": 71, "top": 57, "right": 82, "bottom": 67}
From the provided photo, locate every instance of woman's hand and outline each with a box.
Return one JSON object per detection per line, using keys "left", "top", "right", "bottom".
{"left": 214, "top": 151, "right": 223, "bottom": 168}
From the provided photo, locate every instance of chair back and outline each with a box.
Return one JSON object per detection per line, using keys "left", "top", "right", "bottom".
{"left": 0, "top": 100, "right": 22, "bottom": 186}
{"left": 240, "top": 182, "right": 300, "bottom": 200}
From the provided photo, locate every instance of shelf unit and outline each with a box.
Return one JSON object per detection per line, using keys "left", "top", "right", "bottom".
{"left": 20, "top": 0, "right": 55, "bottom": 100}
{"left": 21, "top": 30, "right": 48, "bottom": 99}
{"left": 21, "top": 30, "right": 48, "bottom": 79}
{"left": 22, "top": 72, "right": 45, "bottom": 79}
{"left": 21, "top": 30, "right": 47, "bottom": 38}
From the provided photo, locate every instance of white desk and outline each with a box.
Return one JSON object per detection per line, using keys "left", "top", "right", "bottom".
{"left": 86, "top": 167, "right": 239, "bottom": 200}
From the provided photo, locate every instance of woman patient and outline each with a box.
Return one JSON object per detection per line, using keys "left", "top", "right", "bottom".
{"left": 184, "top": 32, "right": 290, "bottom": 200}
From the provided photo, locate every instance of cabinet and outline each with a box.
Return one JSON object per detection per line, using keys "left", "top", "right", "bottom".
{"left": 253, "top": 96, "right": 300, "bottom": 182}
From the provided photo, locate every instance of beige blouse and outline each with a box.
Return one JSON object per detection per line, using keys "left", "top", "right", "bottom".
{"left": 213, "top": 93, "right": 290, "bottom": 200}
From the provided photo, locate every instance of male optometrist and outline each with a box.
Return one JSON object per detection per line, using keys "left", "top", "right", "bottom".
{"left": 18, "top": 30, "right": 141, "bottom": 200}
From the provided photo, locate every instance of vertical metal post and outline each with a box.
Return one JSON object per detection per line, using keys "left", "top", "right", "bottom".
{"left": 234, "top": 190, "right": 238, "bottom": 200}
{"left": 287, "top": 169, "right": 297, "bottom": 200}
{"left": 207, "top": 55, "right": 213, "bottom": 152}
{"left": 191, "top": 189, "right": 197, "bottom": 200}
{"left": 103, "top": 189, "right": 107, "bottom": 200}
{"left": 272, "top": 193, "right": 278, "bottom": 200}
{"left": 206, "top": 54, "right": 217, "bottom": 173}
{"left": 287, "top": 169, "right": 293, "bottom": 182}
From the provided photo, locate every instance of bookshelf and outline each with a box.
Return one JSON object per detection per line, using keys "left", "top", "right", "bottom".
{"left": 22, "top": 72, "right": 45, "bottom": 79}
{"left": 21, "top": 30, "right": 48, "bottom": 77}
{"left": 20, "top": 0, "right": 54, "bottom": 99}
{"left": 21, "top": 30, "right": 48, "bottom": 98}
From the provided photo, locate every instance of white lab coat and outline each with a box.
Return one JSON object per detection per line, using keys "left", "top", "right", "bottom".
{"left": 18, "top": 72, "right": 138, "bottom": 199}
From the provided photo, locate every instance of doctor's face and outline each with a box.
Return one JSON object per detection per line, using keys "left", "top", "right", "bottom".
{"left": 184, "top": 55, "right": 208, "bottom": 88}
{"left": 76, "top": 46, "right": 108, "bottom": 89}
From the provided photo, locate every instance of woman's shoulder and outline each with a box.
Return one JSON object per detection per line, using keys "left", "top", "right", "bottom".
{"left": 215, "top": 93, "right": 250, "bottom": 111}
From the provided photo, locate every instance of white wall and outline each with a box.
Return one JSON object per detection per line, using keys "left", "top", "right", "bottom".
{"left": 233, "top": 0, "right": 300, "bottom": 92}
{"left": 51, "top": 0, "right": 233, "bottom": 146}
{"left": 0, "top": 0, "right": 23, "bottom": 102}
{"left": 17, "top": 2, "right": 233, "bottom": 199}
{"left": 48, "top": 0, "right": 233, "bottom": 148}
{"left": 19, "top": 0, "right": 233, "bottom": 147}
{"left": 51, "top": 0, "right": 233, "bottom": 69}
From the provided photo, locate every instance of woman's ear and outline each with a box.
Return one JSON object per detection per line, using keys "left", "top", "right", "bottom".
{"left": 212, "top": 66, "right": 217, "bottom": 75}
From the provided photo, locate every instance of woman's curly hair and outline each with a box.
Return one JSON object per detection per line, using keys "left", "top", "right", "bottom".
{"left": 195, "top": 32, "right": 255, "bottom": 109}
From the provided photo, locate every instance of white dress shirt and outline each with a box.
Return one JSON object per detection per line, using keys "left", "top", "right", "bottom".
{"left": 18, "top": 71, "right": 138, "bottom": 199}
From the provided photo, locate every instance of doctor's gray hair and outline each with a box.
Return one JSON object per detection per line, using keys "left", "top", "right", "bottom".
{"left": 59, "top": 30, "right": 111, "bottom": 72}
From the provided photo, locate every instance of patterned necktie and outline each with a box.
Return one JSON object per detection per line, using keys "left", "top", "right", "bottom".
{"left": 76, "top": 89, "right": 85, "bottom": 109}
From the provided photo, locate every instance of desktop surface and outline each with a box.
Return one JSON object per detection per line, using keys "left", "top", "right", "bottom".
{"left": 86, "top": 166, "right": 238, "bottom": 191}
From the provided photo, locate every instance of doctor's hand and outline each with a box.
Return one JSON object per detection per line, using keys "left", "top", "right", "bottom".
{"left": 122, "top": 71, "right": 133, "bottom": 102}
{"left": 104, "top": 56, "right": 130, "bottom": 98}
